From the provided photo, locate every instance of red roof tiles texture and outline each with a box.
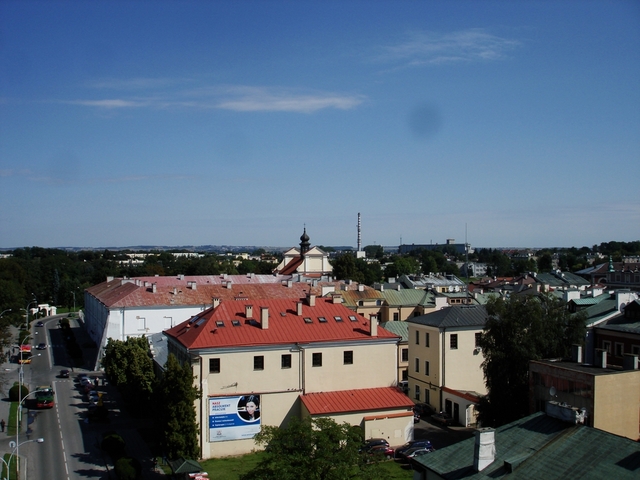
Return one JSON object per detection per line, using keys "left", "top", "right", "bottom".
{"left": 164, "top": 297, "right": 398, "bottom": 350}
{"left": 301, "top": 387, "right": 415, "bottom": 415}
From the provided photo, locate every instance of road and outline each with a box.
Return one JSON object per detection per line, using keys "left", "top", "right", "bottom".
{"left": 18, "top": 315, "right": 109, "bottom": 480}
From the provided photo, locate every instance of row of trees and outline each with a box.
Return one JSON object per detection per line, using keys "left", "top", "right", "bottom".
{"left": 101, "top": 338, "right": 200, "bottom": 460}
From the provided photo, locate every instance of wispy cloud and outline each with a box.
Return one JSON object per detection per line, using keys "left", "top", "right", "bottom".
{"left": 378, "top": 29, "right": 521, "bottom": 68}
{"left": 62, "top": 82, "right": 365, "bottom": 114}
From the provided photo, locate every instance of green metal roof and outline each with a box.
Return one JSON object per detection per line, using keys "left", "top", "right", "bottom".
{"left": 380, "top": 321, "right": 408, "bottom": 341}
{"left": 413, "top": 412, "right": 640, "bottom": 479}
{"left": 381, "top": 288, "right": 434, "bottom": 307}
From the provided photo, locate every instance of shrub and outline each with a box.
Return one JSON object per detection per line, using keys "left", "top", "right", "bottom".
{"left": 114, "top": 457, "right": 142, "bottom": 480}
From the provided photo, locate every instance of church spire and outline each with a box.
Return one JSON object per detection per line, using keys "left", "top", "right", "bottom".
{"left": 300, "top": 226, "right": 310, "bottom": 256}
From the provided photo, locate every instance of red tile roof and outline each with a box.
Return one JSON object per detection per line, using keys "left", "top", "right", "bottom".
{"left": 301, "top": 387, "right": 415, "bottom": 415}
{"left": 277, "top": 256, "right": 304, "bottom": 275}
{"left": 164, "top": 296, "right": 398, "bottom": 350}
{"left": 86, "top": 276, "right": 370, "bottom": 309}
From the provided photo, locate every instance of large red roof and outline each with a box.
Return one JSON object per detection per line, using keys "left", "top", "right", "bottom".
{"left": 86, "top": 275, "right": 372, "bottom": 309}
{"left": 164, "top": 296, "right": 398, "bottom": 350}
{"left": 301, "top": 387, "right": 414, "bottom": 415}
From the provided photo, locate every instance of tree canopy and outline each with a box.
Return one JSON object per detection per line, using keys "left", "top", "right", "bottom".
{"left": 155, "top": 354, "right": 201, "bottom": 460}
{"left": 477, "top": 294, "right": 587, "bottom": 427}
{"left": 240, "top": 417, "right": 384, "bottom": 480}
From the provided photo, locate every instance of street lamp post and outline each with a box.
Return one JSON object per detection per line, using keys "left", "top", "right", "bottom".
{"left": 0, "top": 309, "right": 11, "bottom": 318}
{"left": 4, "top": 437, "right": 44, "bottom": 480}
{"left": 13, "top": 390, "right": 40, "bottom": 480}
{"left": 71, "top": 291, "right": 76, "bottom": 314}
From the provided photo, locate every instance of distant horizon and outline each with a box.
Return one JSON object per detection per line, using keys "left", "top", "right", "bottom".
{"left": 1, "top": 241, "right": 633, "bottom": 254}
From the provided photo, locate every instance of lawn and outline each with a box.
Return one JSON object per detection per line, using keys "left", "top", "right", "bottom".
{"left": 198, "top": 452, "right": 414, "bottom": 480}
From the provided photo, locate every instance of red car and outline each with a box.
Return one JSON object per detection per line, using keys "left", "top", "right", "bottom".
{"left": 366, "top": 445, "right": 395, "bottom": 460}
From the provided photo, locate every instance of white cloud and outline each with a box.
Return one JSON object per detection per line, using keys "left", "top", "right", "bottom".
{"left": 63, "top": 83, "right": 365, "bottom": 114}
{"left": 379, "top": 28, "right": 521, "bottom": 67}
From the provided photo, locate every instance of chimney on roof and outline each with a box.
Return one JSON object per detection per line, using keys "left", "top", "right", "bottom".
{"left": 212, "top": 297, "right": 221, "bottom": 308}
{"left": 595, "top": 349, "right": 607, "bottom": 368}
{"left": 297, "top": 301, "right": 303, "bottom": 316}
{"left": 246, "top": 305, "right": 253, "bottom": 319}
{"left": 226, "top": 281, "right": 232, "bottom": 289}
{"left": 358, "top": 284, "right": 364, "bottom": 292}
{"left": 179, "top": 274, "right": 184, "bottom": 280}
{"left": 152, "top": 283, "right": 157, "bottom": 293}
{"left": 370, "top": 314, "right": 378, "bottom": 337}
{"left": 307, "top": 293, "right": 316, "bottom": 307}
{"left": 571, "top": 344, "right": 582, "bottom": 363}
{"left": 261, "top": 307, "right": 269, "bottom": 329}
{"left": 473, "top": 428, "right": 496, "bottom": 472}
{"left": 331, "top": 294, "right": 342, "bottom": 304}
{"left": 623, "top": 353, "right": 639, "bottom": 371}
{"left": 287, "top": 280, "right": 292, "bottom": 288}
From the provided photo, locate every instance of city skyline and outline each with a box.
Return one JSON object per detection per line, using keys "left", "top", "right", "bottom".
{"left": 1, "top": 1, "right": 638, "bottom": 249}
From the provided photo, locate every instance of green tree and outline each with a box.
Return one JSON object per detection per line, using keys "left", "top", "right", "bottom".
{"left": 537, "top": 253, "right": 553, "bottom": 272}
{"left": 241, "top": 417, "right": 383, "bottom": 480}
{"left": 155, "top": 354, "right": 201, "bottom": 460}
{"left": 477, "top": 294, "right": 587, "bottom": 427}
{"left": 363, "top": 245, "right": 383, "bottom": 260}
{"left": 102, "top": 337, "right": 155, "bottom": 412}
{"left": 331, "top": 254, "right": 365, "bottom": 283}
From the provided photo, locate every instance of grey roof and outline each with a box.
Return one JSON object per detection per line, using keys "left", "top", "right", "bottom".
{"left": 380, "top": 321, "right": 408, "bottom": 342}
{"left": 408, "top": 305, "right": 487, "bottom": 329}
{"left": 413, "top": 411, "right": 640, "bottom": 479}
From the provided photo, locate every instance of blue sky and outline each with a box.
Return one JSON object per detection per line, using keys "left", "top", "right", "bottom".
{"left": 1, "top": 1, "right": 638, "bottom": 250}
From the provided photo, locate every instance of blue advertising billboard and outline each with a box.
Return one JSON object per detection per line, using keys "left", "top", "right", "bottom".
{"left": 208, "top": 395, "right": 261, "bottom": 442}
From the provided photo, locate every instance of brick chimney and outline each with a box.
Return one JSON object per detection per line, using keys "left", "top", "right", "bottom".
{"left": 212, "top": 297, "right": 221, "bottom": 308}
{"left": 261, "top": 307, "right": 269, "bottom": 329}
{"left": 297, "top": 301, "right": 303, "bottom": 316}
{"left": 246, "top": 305, "right": 253, "bottom": 319}
{"left": 307, "top": 293, "right": 316, "bottom": 307}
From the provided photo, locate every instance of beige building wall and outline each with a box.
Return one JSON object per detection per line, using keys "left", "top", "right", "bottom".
{"left": 303, "top": 342, "right": 398, "bottom": 393}
{"left": 593, "top": 371, "right": 640, "bottom": 440}
{"left": 443, "top": 327, "right": 486, "bottom": 394}
{"left": 408, "top": 324, "right": 486, "bottom": 412}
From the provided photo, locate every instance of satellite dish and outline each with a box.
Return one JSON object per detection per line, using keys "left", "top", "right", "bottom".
{"left": 549, "top": 386, "right": 557, "bottom": 397}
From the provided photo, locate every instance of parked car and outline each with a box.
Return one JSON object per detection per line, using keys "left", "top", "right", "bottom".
{"left": 431, "top": 411, "right": 454, "bottom": 426}
{"left": 366, "top": 445, "right": 395, "bottom": 461}
{"left": 35, "top": 321, "right": 44, "bottom": 327}
{"left": 413, "top": 403, "right": 435, "bottom": 418}
{"left": 398, "top": 445, "right": 435, "bottom": 463}
{"left": 394, "top": 440, "right": 434, "bottom": 459}
{"left": 58, "top": 369, "right": 70, "bottom": 378}
{"left": 359, "top": 438, "right": 390, "bottom": 454}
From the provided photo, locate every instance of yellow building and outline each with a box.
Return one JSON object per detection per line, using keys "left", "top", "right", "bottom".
{"left": 530, "top": 353, "right": 640, "bottom": 440}
{"left": 407, "top": 305, "right": 487, "bottom": 426}
{"left": 164, "top": 293, "right": 415, "bottom": 459}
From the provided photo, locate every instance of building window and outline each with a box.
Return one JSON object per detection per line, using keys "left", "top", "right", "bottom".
{"left": 312, "top": 352, "right": 322, "bottom": 367}
{"left": 631, "top": 345, "right": 640, "bottom": 355}
{"left": 344, "top": 350, "right": 353, "bottom": 365}
{"left": 415, "top": 385, "right": 420, "bottom": 401}
{"left": 209, "top": 358, "right": 220, "bottom": 374}
{"left": 402, "top": 348, "right": 409, "bottom": 362}
{"left": 402, "top": 369, "right": 408, "bottom": 381}
{"left": 254, "top": 356, "right": 264, "bottom": 370}
{"left": 475, "top": 332, "right": 482, "bottom": 347}
{"left": 415, "top": 330, "right": 420, "bottom": 345}
{"left": 281, "top": 354, "right": 291, "bottom": 369}
{"left": 415, "top": 358, "right": 420, "bottom": 373}
{"left": 424, "top": 360, "right": 430, "bottom": 376}
{"left": 615, "top": 343, "right": 624, "bottom": 357}
{"left": 425, "top": 389, "right": 430, "bottom": 405}
{"left": 425, "top": 332, "right": 430, "bottom": 347}
{"left": 450, "top": 334, "right": 458, "bottom": 349}
{"left": 602, "top": 341, "right": 611, "bottom": 354}
{"left": 393, "top": 312, "right": 399, "bottom": 321}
